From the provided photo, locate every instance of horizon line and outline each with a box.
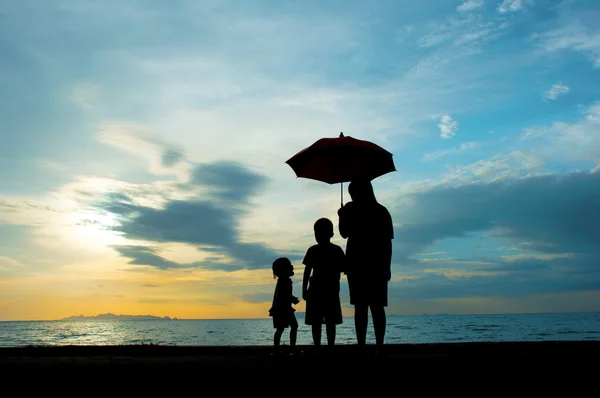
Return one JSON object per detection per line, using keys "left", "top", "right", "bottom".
{"left": 1, "top": 310, "right": 599, "bottom": 322}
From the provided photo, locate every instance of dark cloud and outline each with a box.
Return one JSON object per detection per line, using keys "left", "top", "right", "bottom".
{"left": 483, "top": 259, "right": 551, "bottom": 273}
{"left": 388, "top": 172, "right": 600, "bottom": 300}
{"left": 102, "top": 161, "right": 284, "bottom": 271}
{"left": 113, "top": 246, "right": 188, "bottom": 270}
{"left": 187, "top": 161, "right": 269, "bottom": 202}
{"left": 112, "top": 200, "right": 238, "bottom": 246}
{"left": 391, "top": 171, "right": 600, "bottom": 263}
{"left": 161, "top": 149, "right": 184, "bottom": 168}
{"left": 389, "top": 256, "right": 600, "bottom": 300}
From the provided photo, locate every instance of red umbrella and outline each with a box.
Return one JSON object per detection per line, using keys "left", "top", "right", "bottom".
{"left": 285, "top": 132, "right": 396, "bottom": 206}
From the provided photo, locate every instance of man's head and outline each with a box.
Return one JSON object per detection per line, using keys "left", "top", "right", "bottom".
{"left": 348, "top": 179, "right": 376, "bottom": 202}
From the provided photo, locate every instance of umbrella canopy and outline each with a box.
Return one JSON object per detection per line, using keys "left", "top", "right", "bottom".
{"left": 285, "top": 132, "right": 396, "bottom": 205}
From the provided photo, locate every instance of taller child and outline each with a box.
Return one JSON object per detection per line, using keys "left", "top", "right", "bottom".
{"left": 302, "top": 217, "right": 345, "bottom": 348}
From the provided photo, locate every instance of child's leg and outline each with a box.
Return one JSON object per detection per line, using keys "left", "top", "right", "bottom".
{"left": 289, "top": 315, "right": 298, "bottom": 347}
{"left": 274, "top": 327, "right": 284, "bottom": 348}
{"left": 326, "top": 323, "right": 336, "bottom": 346}
{"left": 311, "top": 324, "right": 322, "bottom": 346}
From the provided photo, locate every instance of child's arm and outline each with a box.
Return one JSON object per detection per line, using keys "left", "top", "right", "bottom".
{"left": 268, "top": 283, "right": 279, "bottom": 316}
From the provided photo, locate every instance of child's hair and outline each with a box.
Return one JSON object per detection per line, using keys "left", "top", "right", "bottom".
{"left": 272, "top": 257, "right": 291, "bottom": 279}
{"left": 314, "top": 217, "right": 333, "bottom": 237}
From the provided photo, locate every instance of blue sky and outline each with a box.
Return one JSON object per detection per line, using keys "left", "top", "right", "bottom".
{"left": 1, "top": 0, "right": 599, "bottom": 320}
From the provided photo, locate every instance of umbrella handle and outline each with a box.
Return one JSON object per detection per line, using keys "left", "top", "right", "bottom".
{"left": 340, "top": 132, "right": 344, "bottom": 207}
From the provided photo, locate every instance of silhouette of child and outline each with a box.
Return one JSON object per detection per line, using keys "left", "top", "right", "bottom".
{"left": 302, "top": 218, "right": 345, "bottom": 348}
{"left": 269, "top": 257, "right": 300, "bottom": 355}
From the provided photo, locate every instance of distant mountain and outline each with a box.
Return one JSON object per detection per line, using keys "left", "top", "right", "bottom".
{"left": 61, "top": 313, "right": 178, "bottom": 321}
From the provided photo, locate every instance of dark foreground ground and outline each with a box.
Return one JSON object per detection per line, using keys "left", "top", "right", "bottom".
{"left": 2, "top": 341, "right": 599, "bottom": 389}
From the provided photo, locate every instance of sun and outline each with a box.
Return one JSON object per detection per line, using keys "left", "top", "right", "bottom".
{"left": 67, "top": 209, "right": 125, "bottom": 247}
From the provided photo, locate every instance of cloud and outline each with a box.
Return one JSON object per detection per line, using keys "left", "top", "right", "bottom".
{"left": 97, "top": 123, "right": 187, "bottom": 178}
{"left": 0, "top": 197, "right": 63, "bottom": 226}
{"left": 520, "top": 102, "right": 600, "bottom": 166}
{"left": 457, "top": 0, "right": 485, "bottom": 13}
{"left": 497, "top": 0, "right": 525, "bottom": 13}
{"left": 0, "top": 256, "right": 24, "bottom": 270}
{"left": 389, "top": 254, "right": 600, "bottom": 300}
{"left": 396, "top": 24, "right": 415, "bottom": 43}
{"left": 543, "top": 83, "right": 570, "bottom": 101}
{"left": 438, "top": 115, "right": 459, "bottom": 139}
{"left": 100, "top": 162, "right": 286, "bottom": 271}
{"left": 114, "top": 243, "right": 253, "bottom": 271}
{"left": 390, "top": 171, "right": 600, "bottom": 264}
{"left": 418, "top": 10, "right": 512, "bottom": 52}
{"left": 419, "top": 28, "right": 453, "bottom": 48}
{"left": 162, "top": 149, "right": 184, "bottom": 168}
{"left": 419, "top": 16, "right": 495, "bottom": 49}
{"left": 69, "top": 82, "right": 102, "bottom": 110}
{"left": 441, "top": 150, "right": 545, "bottom": 184}
{"left": 587, "top": 102, "right": 600, "bottom": 123}
{"left": 113, "top": 245, "right": 193, "bottom": 270}
{"left": 534, "top": 24, "right": 600, "bottom": 67}
{"left": 422, "top": 141, "right": 479, "bottom": 161}
{"left": 186, "top": 161, "right": 269, "bottom": 202}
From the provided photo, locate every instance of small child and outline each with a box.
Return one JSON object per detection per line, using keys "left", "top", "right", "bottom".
{"left": 269, "top": 257, "right": 300, "bottom": 354}
{"left": 302, "top": 217, "right": 345, "bottom": 348}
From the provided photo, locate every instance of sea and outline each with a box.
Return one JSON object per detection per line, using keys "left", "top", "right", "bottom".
{"left": 1, "top": 312, "right": 599, "bottom": 347}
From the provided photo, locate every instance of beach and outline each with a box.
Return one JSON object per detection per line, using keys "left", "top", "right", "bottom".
{"left": 2, "top": 341, "right": 598, "bottom": 385}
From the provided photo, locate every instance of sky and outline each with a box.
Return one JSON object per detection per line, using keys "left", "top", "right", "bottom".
{"left": 1, "top": 0, "right": 600, "bottom": 321}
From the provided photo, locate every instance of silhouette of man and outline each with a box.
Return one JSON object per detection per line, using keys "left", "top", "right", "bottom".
{"left": 337, "top": 179, "right": 394, "bottom": 351}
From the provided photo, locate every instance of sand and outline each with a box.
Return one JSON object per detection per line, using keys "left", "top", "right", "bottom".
{"left": 1, "top": 341, "right": 598, "bottom": 388}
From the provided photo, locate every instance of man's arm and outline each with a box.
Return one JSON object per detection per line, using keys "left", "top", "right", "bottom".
{"left": 338, "top": 204, "right": 351, "bottom": 239}
{"left": 387, "top": 208, "right": 394, "bottom": 240}
{"left": 385, "top": 240, "right": 392, "bottom": 281}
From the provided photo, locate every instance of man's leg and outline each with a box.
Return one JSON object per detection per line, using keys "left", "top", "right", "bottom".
{"left": 371, "top": 305, "right": 386, "bottom": 347}
{"left": 312, "top": 324, "right": 322, "bottom": 347}
{"left": 326, "top": 323, "right": 336, "bottom": 346}
{"left": 354, "top": 304, "right": 369, "bottom": 346}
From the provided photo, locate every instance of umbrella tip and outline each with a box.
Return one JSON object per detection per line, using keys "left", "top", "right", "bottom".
{"left": 339, "top": 132, "right": 344, "bottom": 137}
